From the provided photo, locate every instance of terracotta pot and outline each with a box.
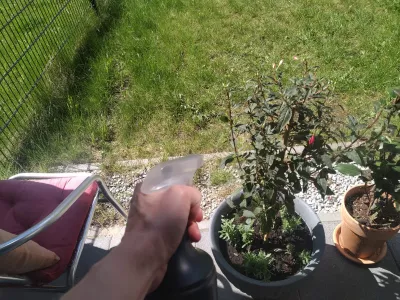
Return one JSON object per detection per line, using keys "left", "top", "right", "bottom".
{"left": 338, "top": 185, "right": 400, "bottom": 261}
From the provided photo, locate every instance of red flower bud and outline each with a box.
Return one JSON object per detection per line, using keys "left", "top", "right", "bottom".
{"left": 308, "top": 135, "right": 315, "bottom": 145}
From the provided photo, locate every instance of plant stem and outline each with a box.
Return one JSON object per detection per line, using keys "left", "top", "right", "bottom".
{"left": 344, "top": 110, "right": 382, "bottom": 151}
{"left": 281, "top": 107, "right": 295, "bottom": 161}
{"left": 227, "top": 90, "right": 242, "bottom": 170}
{"left": 367, "top": 184, "right": 376, "bottom": 216}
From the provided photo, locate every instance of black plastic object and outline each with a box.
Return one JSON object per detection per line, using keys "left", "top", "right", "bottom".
{"left": 146, "top": 233, "right": 217, "bottom": 300}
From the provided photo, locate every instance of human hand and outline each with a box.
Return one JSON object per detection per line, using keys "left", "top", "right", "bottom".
{"left": 121, "top": 183, "right": 203, "bottom": 292}
{"left": 62, "top": 183, "right": 203, "bottom": 300}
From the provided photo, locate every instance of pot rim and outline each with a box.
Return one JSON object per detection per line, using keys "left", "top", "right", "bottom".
{"left": 341, "top": 184, "right": 400, "bottom": 233}
{"left": 210, "top": 194, "right": 324, "bottom": 287}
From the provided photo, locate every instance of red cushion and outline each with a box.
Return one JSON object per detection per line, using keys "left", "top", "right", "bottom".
{"left": 0, "top": 177, "right": 98, "bottom": 284}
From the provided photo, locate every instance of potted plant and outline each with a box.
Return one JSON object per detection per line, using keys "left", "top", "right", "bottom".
{"left": 210, "top": 62, "right": 338, "bottom": 298}
{"left": 333, "top": 88, "right": 400, "bottom": 264}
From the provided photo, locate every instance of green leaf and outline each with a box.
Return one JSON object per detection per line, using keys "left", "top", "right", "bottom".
{"left": 326, "top": 187, "right": 335, "bottom": 195}
{"left": 389, "top": 87, "right": 400, "bottom": 98}
{"left": 395, "top": 200, "right": 400, "bottom": 212}
{"left": 253, "top": 207, "right": 262, "bottom": 216}
{"left": 226, "top": 196, "right": 235, "bottom": 208}
{"left": 335, "top": 164, "right": 362, "bottom": 176}
{"left": 348, "top": 115, "right": 358, "bottom": 129}
{"left": 264, "top": 189, "right": 274, "bottom": 200}
{"left": 317, "top": 177, "right": 327, "bottom": 194}
{"left": 373, "top": 100, "right": 382, "bottom": 114}
{"left": 321, "top": 154, "right": 332, "bottom": 168}
{"left": 243, "top": 210, "right": 255, "bottom": 218}
{"left": 220, "top": 154, "right": 235, "bottom": 168}
{"left": 235, "top": 124, "right": 248, "bottom": 133}
{"left": 302, "top": 178, "right": 309, "bottom": 193}
{"left": 382, "top": 142, "right": 400, "bottom": 154}
{"left": 345, "top": 150, "right": 364, "bottom": 166}
{"left": 359, "top": 169, "right": 373, "bottom": 182}
{"left": 245, "top": 218, "right": 254, "bottom": 225}
{"left": 276, "top": 105, "right": 292, "bottom": 132}
{"left": 369, "top": 211, "right": 378, "bottom": 223}
{"left": 220, "top": 115, "right": 229, "bottom": 122}
{"left": 284, "top": 195, "right": 295, "bottom": 214}
{"left": 285, "top": 86, "right": 298, "bottom": 97}
{"left": 240, "top": 199, "right": 248, "bottom": 208}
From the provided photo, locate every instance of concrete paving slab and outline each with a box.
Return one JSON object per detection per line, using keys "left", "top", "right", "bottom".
{"left": 2, "top": 219, "right": 400, "bottom": 300}
{"left": 197, "top": 220, "right": 400, "bottom": 300}
{"left": 388, "top": 233, "right": 400, "bottom": 272}
{"left": 93, "top": 236, "right": 112, "bottom": 250}
{"left": 318, "top": 212, "right": 341, "bottom": 222}
{"left": 109, "top": 233, "right": 124, "bottom": 248}
{"left": 298, "top": 221, "right": 400, "bottom": 300}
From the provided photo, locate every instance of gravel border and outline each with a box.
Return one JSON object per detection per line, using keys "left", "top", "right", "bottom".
{"left": 54, "top": 153, "right": 363, "bottom": 225}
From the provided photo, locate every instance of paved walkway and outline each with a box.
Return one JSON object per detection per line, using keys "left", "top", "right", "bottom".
{"left": 1, "top": 213, "right": 400, "bottom": 299}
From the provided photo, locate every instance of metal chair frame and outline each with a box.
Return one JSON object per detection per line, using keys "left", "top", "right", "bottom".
{"left": 0, "top": 173, "right": 128, "bottom": 292}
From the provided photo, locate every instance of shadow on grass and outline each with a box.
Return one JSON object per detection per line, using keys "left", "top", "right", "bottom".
{"left": 12, "top": 0, "right": 123, "bottom": 170}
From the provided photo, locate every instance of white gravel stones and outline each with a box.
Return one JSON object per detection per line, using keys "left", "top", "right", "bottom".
{"left": 295, "top": 173, "right": 363, "bottom": 214}
{"left": 71, "top": 155, "right": 364, "bottom": 224}
{"left": 94, "top": 163, "right": 241, "bottom": 221}
{"left": 93, "top": 168, "right": 148, "bottom": 210}
{"left": 97, "top": 166, "right": 362, "bottom": 219}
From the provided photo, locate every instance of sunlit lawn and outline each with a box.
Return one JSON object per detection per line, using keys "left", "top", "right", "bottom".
{"left": 2, "top": 0, "right": 399, "bottom": 173}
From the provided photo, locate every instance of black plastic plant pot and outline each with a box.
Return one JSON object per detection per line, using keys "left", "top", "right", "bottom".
{"left": 210, "top": 192, "right": 325, "bottom": 299}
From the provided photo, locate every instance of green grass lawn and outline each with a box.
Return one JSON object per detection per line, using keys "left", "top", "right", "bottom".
{"left": 1, "top": 0, "right": 399, "bottom": 175}
{"left": 0, "top": 0, "right": 102, "bottom": 175}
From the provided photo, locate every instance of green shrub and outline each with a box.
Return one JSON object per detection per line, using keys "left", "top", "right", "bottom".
{"left": 222, "top": 62, "right": 338, "bottom": 236}
{"left": 242, "top": 250, "right": 274, "bottom": 281}
{"left": 219, "top": 216, "right": 254, "bottom": 249}
{"left": 285, "top": 243, "right": 295, "bottom": 256}
{"left": 298, "top": 250, "right": 312, "bottom": 267}
{"left": 335, "top": 88, "right": 400, "bottom": 227}
{"left": 219, "top": 217, "right": 241, "bottom": 248}
{"left": 281, "top": 207, "right": 302, "bottom": 234}
{"left": 238, "top": 220, "right": 255, "bottom": 249}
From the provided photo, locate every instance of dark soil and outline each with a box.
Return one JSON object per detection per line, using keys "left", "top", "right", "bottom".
{"left": 220, "top": 216, "right": 313, "bottom": 281}
{"left": 346, "top": 189, "right": 400, "bottom": 228}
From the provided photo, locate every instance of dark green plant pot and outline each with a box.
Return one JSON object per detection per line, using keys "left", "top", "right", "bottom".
{"left": 210, "top": 192, "right": 325, "bottom": 299}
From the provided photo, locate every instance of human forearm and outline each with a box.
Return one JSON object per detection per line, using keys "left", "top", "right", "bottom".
{"left": 63, "top": 232, "right": 162, "bottom": 300}
{"left": 63, "top": 184, "right": 202, "bottom": 300}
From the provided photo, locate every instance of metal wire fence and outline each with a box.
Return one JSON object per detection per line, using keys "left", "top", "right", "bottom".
{"left": 0, "top": 0, "right": 99, "bottom": 172}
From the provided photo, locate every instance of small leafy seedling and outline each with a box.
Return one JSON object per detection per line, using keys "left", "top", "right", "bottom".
{"left": 285, "top": 243, "right": 295, "bottom": 256}
{"left": 219, "top": 216, "right": 255, "bottom": 249}
{"left": 281, "top": 207, "right": 302, "bottom": 234}
{"left": 238, "top": 220, "right": 255, "bottom": 249}
{"left": 219, "top": 217, "right": 241, "bottom": 248}
{"left": 298, "top": 250, "right": 312, "bottom": 267}
{"left": 242, "top": 250, "right": 274, "bottom": 281}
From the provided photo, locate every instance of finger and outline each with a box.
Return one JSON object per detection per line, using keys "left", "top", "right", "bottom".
{"left": 185, "top": 186, "right": 202, "bottom": 221}
{"left": 187, "top": 221, "right": 201, "bottom": 242}
{"left": 131, "top": 182, "right": 143, "bottom": 205}
{"left": 192, "top": 207, "right": 203, "bottom": 223}
{"left": 128, "top": 182, "right": 143, "bottom": 218}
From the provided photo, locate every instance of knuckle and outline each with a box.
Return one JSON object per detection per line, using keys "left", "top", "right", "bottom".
{"left": 167, "top": 185, "right": 187, "bottom": 198}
